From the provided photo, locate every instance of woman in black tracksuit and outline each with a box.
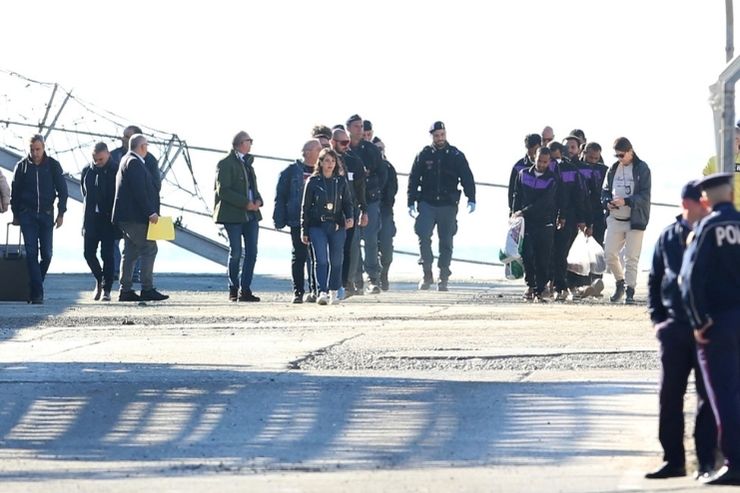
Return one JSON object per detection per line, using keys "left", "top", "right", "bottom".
{"left": 301, "top": 148, "right": 354, "bottom": 305}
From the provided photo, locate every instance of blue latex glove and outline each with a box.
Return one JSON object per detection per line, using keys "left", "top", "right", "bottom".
{"left": 408, "top": 205, "right": 417, "bottom": 218}
{"left": 467, "top": 202, "right": 476, "bottom": 214}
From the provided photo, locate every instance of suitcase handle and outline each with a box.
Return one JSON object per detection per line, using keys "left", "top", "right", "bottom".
{"left": 4, "top": 222, "right": 23, "bottom": 259}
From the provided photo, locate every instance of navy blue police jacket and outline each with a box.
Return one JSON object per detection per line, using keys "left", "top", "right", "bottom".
{"left": 408, "top": 143, "right": 476, "bottom": 208}
{"left": 679, "top": 202, "right": 740, "bottom": 329}
{"left": 648, "top": 215, "right": 692, "bottom": 324}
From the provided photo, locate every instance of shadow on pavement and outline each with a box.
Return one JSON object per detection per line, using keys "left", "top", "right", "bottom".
{"left": 0, "top": 362, "right": 654, "bottom": 481}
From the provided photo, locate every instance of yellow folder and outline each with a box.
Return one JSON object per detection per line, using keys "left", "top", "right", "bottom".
{"left": 146, "top": 216, "right": 175, "bottom": 241}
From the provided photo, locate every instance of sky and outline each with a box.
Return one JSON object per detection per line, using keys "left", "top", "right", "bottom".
{"left": 0, "top": 1, "right": 736, "bottom": 280}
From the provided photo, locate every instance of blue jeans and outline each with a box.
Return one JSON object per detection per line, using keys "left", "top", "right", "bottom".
{"left": 224, "top": 220, "right": 259, "bottom": 291}
{"left": 18, "top": 210, "right": 54, "bottom": 300}
{"left": 309, "top": 223, "right": 346, "bottom": 293}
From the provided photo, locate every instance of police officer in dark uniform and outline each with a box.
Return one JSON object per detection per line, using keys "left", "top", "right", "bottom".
{"left": 645, "top": 180, "right": 716, "bottom": 480}
{"left": 680, "top": 172, "right": 740, "bottom": 485}
{"left": 408, "top": 121, "right": 476, "bottom": 291}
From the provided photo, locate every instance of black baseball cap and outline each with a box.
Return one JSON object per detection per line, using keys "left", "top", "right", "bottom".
{"left": 363, "top": 120, "right": 372, "bottom": 131}
{"left": 680, "top": 180, "right": 702, "bottom": 201}
{"left": 429, "top": 121, "right": 445, "bottom": 133}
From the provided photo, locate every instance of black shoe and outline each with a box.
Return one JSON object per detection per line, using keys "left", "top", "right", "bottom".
{"left": 102, "top": 291, "right": 111, "bottom": 302}
{"left": 118, "top": 290, "right": 141, "bottom": 302}
{"left": 30, "top": 297, "right": 44, "bottom": 305}
{"left": 140, "top": 289, "right": 169, "bottom": 301}
{"left": 644, "top": 462, "right": 686, "bottom": 479}
{"left": 693, "top": 464, "right": 715, "bottom": 481}
{"left": 238, "top": 290, "right": 260, "bottom": 302}
{"left": 93, "top": 279, "right": 103, "bottom": 301}
{"left": 610, "top": 280, "right": 625, "bottom": 303}
{"left": 229, "top": 286, "right": 239, "bottom": 302}
{"left": 437, "top": 280, "right": 449, "bottom": 291}
{"left": 380, "top": 273, "right": 390, "bottom": 291}
{"left": 625, "top": 286, "right": 635, "bottom": 304}
{"left": 701, "top": 465, "right": 740, "bottom": 485}
{"left": 292, "top": 293, "right": 304, "bottom": 304}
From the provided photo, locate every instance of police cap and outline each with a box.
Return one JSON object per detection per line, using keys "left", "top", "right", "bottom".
{"left": 363, "top": 120, "right": 373, "bottom": 131}
{"left": 697, "top": 172, "right": 733, "bottom": 191}
{"left": 346, "top": 114, "right": 362, "bottom": 127}
{"left": 429, "top": 121, "right": 445, "bottom": 133}
{"left": 680, "top": 180, "right": 702, "bottom": 202}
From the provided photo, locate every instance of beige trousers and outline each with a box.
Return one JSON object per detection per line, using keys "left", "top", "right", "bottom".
{"left": 604, "top": 215, "right": 644, "bottom": 289}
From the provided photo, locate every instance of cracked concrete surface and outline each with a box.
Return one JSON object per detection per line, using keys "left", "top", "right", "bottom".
{"left": 0, "top": 273, "right": 710, "bottom": 492}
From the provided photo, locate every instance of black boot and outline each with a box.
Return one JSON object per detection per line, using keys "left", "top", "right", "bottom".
{"left": 380, "top": 266, "right": 390, "bottom": 291}
{"left": 229, "top": 286, "right": 238, "bottom": 302}
{"left": 625, "top": 286, "right": 635, "bottom": 304}
{"left": 418, "top": 269, "right": 433, "bottom": 290}
{"left": 610, "top": 280, "right": 625, "bottom": 303}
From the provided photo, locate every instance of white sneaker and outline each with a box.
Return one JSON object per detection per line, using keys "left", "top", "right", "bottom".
{"left": 317, "top": 292, "right": 329, "bottom": 305}
{"left": 329, "top": 290, "right": 340, "bottom": 304}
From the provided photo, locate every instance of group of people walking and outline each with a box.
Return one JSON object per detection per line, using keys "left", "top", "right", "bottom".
{"left": 5, "top": 128, "right": 168, "bottom": 303}
{"left": 508, "top": 127, "right": 651, "bottom": 304}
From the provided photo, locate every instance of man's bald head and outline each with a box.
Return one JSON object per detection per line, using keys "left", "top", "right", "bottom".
{"left": 302, "top": 139, "right": 322, "bottom": 166}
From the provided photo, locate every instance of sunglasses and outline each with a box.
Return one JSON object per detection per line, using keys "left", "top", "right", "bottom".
{"left": 336, "top": 140, "right": 350, "bottom": 146}
{"left": 614, "top": 152, "right": 626, "bottom": 158}
{"left": 240, "top": 139, "right": 253, "bottom": 144}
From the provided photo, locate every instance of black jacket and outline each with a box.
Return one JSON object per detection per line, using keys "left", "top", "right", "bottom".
{"left": 512, "top": 165, "right": 558, "bottom": 227}
{"left": 111, "top": 147, "right": 161, "bottom": 213}
{"left": 112, "top": 152, "right": 158, "bottom": 224}
{"left": 408, "top": 143, "right": 476, "bottom": 207}
{"left": 508, "top": 154, "right": 534, "bottom": 212}
{"left": 576, "top": 161, "right": 608, "bottom": 228}
{"left": 10, "top": 153, "right": 68, "bottom": 218}
{"left": 381, "top": 159, "right": 398, "bottom": 211}
{"left": 648, "top": 215, "right": 691, "bottom": 324}
{"left": 603, "top": 158, "right": 651, "bottom": 230}
{"left": 339, "top": 150, "right": 367, "bottom": 212}
{"left": 552, "top": 158, "right": 587, "bottom": 224}
{"left": 301, "top": 174, "right": 354, "bottom": 237}
{"left": 81, "top": 158, "right": 118, "bottom": 226}
{"left": 350, "top": 140, "right": 387, "bottom": 204}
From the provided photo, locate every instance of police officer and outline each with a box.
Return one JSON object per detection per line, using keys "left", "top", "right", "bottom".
{"left": 680, "top": 172, "right": 740, "bottom": 485}
{"left": 408, "top": 121, "right": 476, "bottom": 291}
{"left": 645, "top": 180, "right": 715, "bottom": 480}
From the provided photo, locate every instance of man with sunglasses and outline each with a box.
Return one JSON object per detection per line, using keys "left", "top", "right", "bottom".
{"left": 331, "top": 128, "right": 367, "bottom": 298}
{"left": 603, "top": 137, "right": 651, "bottom": 304}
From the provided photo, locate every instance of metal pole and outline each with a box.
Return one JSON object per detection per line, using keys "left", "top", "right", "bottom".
{"left": 727, "top": 0, "right": 735, "bottom": 62}
{"left": 43, "top": 90, "right": 72, "bottom": 140}
{"left": 38, "top": 83, "right": 58, "bottom": 133}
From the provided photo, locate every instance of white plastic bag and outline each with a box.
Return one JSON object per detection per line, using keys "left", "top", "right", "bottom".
{"left": 586, "top": 237, "right": 606, "bottom": 275}
{"left": 501, "top": 216, "right": 525, "bottom": 263}
{"left": 566, "top": 231, "right": 590, "bottom": 276}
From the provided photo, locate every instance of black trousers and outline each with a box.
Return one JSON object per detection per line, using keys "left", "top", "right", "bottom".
{"left": 551, "top": 221, "right": 578, "bottom": 291}
{"left": 657, "top": 318, "right": 716, "bottom": 467}
{"left": 522, "top": 223, "right": 553, "bottom": 295}
{"left": 290, "top": 226, "right": 315, "bottom": 295}
{"left": 83, "top": 214, "right": 116, "bottom": 291}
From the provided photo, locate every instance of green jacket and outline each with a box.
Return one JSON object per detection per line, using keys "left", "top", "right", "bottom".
{"left": 213, "top": 151, "right": 263, "bottom": 224}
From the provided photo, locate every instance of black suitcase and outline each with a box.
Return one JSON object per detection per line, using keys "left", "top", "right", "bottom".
{"left": 0, "top": 223, "right": 30, "bottom": 301}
